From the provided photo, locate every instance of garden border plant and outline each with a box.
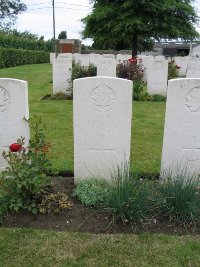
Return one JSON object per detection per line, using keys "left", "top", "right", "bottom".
{"left": 0, "top": 116, "right": 53, "bottom": 216}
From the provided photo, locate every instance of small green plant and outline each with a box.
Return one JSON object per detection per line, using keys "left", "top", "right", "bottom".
{"left": 71, "top": 61, "right": 96, "bottom": 81}
{"left": 158, "top": 169, "right": 200, "bottom": 225}
{"left": 0, "top": 116, "right": 52, "bottom": 214}
{"left": 74, "top": 177, "right": 110, "bottom": 207}
{"left": 133, "top": 80, "right": 144, "bottom": 100}
{"left": 168, "top": 61, "right": 179, "bottom": 80}
{"left": 105, "top": 165, "right": 157, "bottom": 225}
{"left": 38, "top": 192, "right": 73, "bottom": 214}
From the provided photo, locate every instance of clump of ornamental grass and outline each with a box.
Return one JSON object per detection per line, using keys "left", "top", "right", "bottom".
{"left": 158, "top": 168, "right": 200, "bottom": 225}
{"left": 105, "top": 164, "right": 158, "bottom": 225}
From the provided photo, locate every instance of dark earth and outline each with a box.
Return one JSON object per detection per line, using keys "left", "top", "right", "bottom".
{"left": 2, "top": 177, "right": 200, "bottom": 235}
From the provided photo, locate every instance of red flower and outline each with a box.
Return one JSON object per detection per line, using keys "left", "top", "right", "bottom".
{"left": 176, "top": 65, "right": 181, "bottom": 69}
{"left": 9, "top": 143, "right": 22, "bottom": 152}
{"left": 128, "top": 57, "right": 137, "bottom": 63}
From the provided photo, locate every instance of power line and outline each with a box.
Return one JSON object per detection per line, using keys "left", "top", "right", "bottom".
{"left": 26, "top": 1, "right": 52, "bottom": 6}
{"left": 26, "top": 1, "right": 91, "bottom": 8}
{"left": 27, "top": 6, "right": 91, "bottom": 11}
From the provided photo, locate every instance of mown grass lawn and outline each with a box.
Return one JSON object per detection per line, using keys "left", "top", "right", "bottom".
{"left": 0, "top": 228, "right": 200, "bottom": 267}
{"left": 0, "top": 63, "right": 165, "bottom": 173}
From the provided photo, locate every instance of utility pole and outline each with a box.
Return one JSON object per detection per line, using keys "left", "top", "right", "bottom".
{"left": 52, "top": 0, "right": 56, "bottom": 55}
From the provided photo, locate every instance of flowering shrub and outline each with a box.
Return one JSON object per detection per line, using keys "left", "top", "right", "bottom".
{"left": 117, "top": 60, "right": 144, "bottom": 82}
{"left": 0, "top": 116, "right": 52, "bottom": 214}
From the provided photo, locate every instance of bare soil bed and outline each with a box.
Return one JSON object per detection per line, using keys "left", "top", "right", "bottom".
{"left": 2, "top": 177, "right": 200, "bottom": 235}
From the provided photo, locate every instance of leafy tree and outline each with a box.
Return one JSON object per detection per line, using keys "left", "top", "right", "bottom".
{"left": 0, "top": 0, "right": 26, "bottom": 29}
{"left": 58, "top": 30, "right": 67, "bottom": 39}
{"left": 82, "top": 0, "right": 199, "bottom": 57}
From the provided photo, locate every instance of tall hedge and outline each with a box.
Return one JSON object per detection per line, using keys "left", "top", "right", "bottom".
{"left": 0, "top": 33, "right": 53, "bottom": 52}
{"left": 0, "top": 47, "right": 49, "bottom": 68}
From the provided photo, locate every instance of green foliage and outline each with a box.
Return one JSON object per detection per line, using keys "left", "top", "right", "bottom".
{"left": 0, "top": 47, "right": 49, "bottom": 68}
{"left": 133, "top": 81, "right": 145, "bottom": 101}
{"left": 0, "top": 31, "right": 54, "bottom": 51}
{"left": 71, "top": 61, "right": 97, "bottom": 81}
{"left": 168, "top": 61, "right": 179, "bottom": 80}
{"left": 0, "top": 0, "right": 26, "bottom": 29}
{"left": 116, "top": 62, "right": 166, "bottom": 102}
{"left": 70, "top": 61, "right": 97, "bottom": 95}
{"left": 82, "top": 0, "right": 199, "bottom": 55}
{"left": 105, "top": 165, "right": 157, "bottom": 225}
{"left": 158, "top": 170, "right": 200, "bottom": 225}
{"left": 38, "top": 192, "right": 73, "bottom": 214}
{"left": 0, "top": 117, "right": 52, "bottom": 214}
{"left": 58, "top": 30, "right": 67, "bottom": 39}
{"left": 74, "top": 178, "right": 110, "bottom": 206}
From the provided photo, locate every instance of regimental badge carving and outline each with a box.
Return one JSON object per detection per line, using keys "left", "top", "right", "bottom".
{"left": 102, "top": 61, "right": 110, "bottom": 71}
{"left": 0, "top": 86, "right": 10, "bottom": 112}
{"left": 185, "top": 87, "right": 200, "bottom": 114}
{"left": 154, "top": 61, "right": 162, "bottom": 70}
{"left": 90, "top": 84, "right": 116, "bottom": 112}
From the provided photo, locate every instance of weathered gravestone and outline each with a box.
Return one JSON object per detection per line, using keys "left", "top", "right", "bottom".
{"left": 186, "top": 58, "right": 200, "bottom": 78}
{"left": 147, "top": 59, "right": 168, "bottom": 96}
{"left": 53, "top": 57, "right": 72, "bottom": 95}
{"left": 161, "top": 78, "right": 200, "bottom": 177}
{"left": 0, "top": 79, "right": 30, "bottom": 170}
{"left": 73, "top": 77, "right": 133, "bottom": 183}
{"left": 97, "top": 58, "right": 117, "bottom": 77}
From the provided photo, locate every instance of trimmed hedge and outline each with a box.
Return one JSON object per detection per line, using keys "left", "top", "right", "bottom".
{"left": 0, "top": 33, "right": 53, "bottom": 52}
{"left": 0, "top": 47, "right": 49, "bottom": 68}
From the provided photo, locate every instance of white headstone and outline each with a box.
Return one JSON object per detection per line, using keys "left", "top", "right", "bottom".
{"left": 0, "top": 79, "right": 30, "bottom": 170}
{"left": 89, "top": 53, "right": 102, "bottom": 66}
{"left": 147, "top": 59, "right": 168, "bottom": 96}
{"left": 52, "top": 58, "right": 72, "bottom": 95}
{"left": 137, "top": 55, "right": 154, "bottom": 82}
{"left": 161, "top": 78, "right": 200, "bottom": 177}
{"left": 103, "top": 54, "right": 115, "bottom": 59}
{"left": 116, "top": 54, "right": 130, "bottom": 64}
{"left": 97, "top": 58, "right": 117, "bottom": 77}
{"left": 186, "top": 58, "right": 200, "bottom": 78}
{"left": 73, "top": 77, "right": 133, "bottom": 183}
{"left": 50, "top": 53, "right": 56, "bottom": 64}
{"left": 73, "top": 54, "right": 90, "bottom": 67}
{"left": 57, "top": 53, "right": 72, "bottom": 60}
{"left": 174, "top": 56, "right": 191, "bottom": 77}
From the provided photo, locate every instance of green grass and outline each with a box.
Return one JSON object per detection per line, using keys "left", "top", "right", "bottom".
{"left": 0, "top": 228, "right": 200, "bottom": 267}
{"left": 0, "top": 63, "right": 165, "bottom": 173}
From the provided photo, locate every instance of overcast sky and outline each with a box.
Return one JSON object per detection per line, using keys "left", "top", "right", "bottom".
{"left": 16, "top": 0, "right": 200, "bottom": 45}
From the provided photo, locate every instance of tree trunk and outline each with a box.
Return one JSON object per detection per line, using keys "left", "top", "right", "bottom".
{"left": 132, "top": 32, "right": 138, "bottom": 58}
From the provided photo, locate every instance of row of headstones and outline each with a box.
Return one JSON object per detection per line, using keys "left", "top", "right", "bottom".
{"left": 1, "top": 77, "right": 200, "bottom": 182}
{"left": 52, "top": 53, "right": 200, "bottom": 98}
{"left": 52, "top": 53, "right": 200, "bottom": 79}
{"left": 50, "top": 52, "right": 165, "bottom": 66}
{"left": 52, "top": 56, "right": 169, "bottom": 97}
